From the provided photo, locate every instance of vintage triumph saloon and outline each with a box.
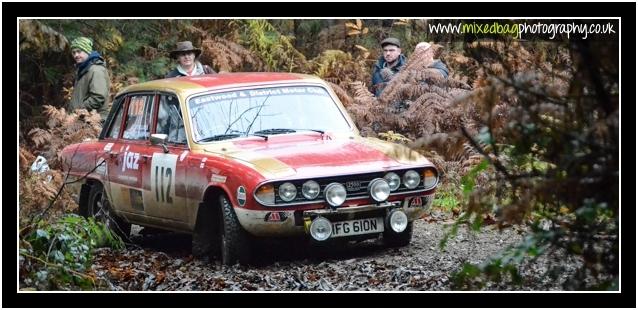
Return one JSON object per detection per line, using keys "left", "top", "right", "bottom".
{"left": 61, "top": 73, "right": 439, "bottom": 265}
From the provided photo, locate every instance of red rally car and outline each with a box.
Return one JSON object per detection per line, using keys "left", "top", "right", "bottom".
{"left": 61, "top": 73, "right": 439, "bottom": 265}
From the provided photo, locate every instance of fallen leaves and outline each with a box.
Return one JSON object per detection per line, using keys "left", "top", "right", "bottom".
{"left": 85, "top": 221, "right": 577, "bottom": 291}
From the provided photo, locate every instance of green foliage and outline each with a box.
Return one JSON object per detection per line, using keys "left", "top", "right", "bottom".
{"left": 433, "top": 195, "right": 459, "bottom": 211}
{"left": 432, "top": 183, "right": 461, "bottom": 212}
{"left": 292, "top": 20, "right": 325, "bottom": 55}
{"left": 461, "top": 159, "right": 489, "bottom": 197}
{"left": 19, "top": 19, "right": 619, "bottom": 291}
{"left": 19, "top": 214, "right": 124, "bottom": 290}
{"left": 449, "top": 40, "right": 618, "bottom": 290}
{"left": 239, "top": 20, "right": 307, "bottom": 72}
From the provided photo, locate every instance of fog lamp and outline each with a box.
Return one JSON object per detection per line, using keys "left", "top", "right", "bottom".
{"left": 309, "top": 217, "right": 332, "bottom": 241}
{"left": 388, "top": 209, "right": 408, "bottom": 233}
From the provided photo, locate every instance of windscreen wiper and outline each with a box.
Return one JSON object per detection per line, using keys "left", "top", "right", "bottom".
{"left": 198, "top": 134, "right": 241, "bottom": 142}
{"left": 253, "top": 128, "right": 325, "bottom": 135}
{"left": 228, "top": 129, "right": 269, "bottom": 141}
{"left": 198, "top": 132, "right": 269, "bottom": 142}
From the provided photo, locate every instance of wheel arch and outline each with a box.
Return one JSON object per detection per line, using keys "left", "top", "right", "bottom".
{"left": 194, "top": 185, "right": 230, "bottom": 232}
{"left": 78, "top": 178, "right": 102, "bottom": 216}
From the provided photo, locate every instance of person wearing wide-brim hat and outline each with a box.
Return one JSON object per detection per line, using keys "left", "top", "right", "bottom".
{"left": 165, "top": 41, "right": 216, "bottom": 78}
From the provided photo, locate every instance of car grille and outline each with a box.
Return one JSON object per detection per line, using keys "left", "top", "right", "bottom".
{"left": 273, "top": 169, "right": 429, "bottom": 204}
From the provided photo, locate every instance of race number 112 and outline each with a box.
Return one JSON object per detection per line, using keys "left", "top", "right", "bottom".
{"left": 155, "top": 166, "right": 173, "bottom": 203}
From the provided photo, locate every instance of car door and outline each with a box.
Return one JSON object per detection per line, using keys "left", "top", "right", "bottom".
{"left": 106, "top": 93, "right": 155, "bottom": 216}
{"left": 141, "top": 93, "right": 188, "bottom": 224}
{"left": 99, "top": 95, "right": 126, "bottom": 208}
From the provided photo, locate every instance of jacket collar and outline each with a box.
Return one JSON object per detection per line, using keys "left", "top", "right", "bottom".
{"left": 176, "top": 61, "right": 205, "bottom": 76}
{"left": 76, "top": 51, "right": 104, "bottom": 78}
{"left": 375, "top": 54, "right": 406, "bottom": 69}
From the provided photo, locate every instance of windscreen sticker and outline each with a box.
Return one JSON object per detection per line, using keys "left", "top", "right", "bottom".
{"left": 190, "top": 87, "right": 329, "bottom": 106}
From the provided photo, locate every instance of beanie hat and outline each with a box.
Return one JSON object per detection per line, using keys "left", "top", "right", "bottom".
{"left": 71, "top": 37, "right": 93, "bottom": 54}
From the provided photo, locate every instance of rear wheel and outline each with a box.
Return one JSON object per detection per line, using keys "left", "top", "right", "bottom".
{"left": 219, "top": 195, "right": 252, "bottom": 265}
{"left": 383, "top": 221, "right": 413, "bottom": 247}
{"left": 86, "top": 182, "right": 131, "bottom": 240}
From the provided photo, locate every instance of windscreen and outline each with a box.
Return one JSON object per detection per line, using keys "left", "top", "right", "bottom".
{"left": 188, "top": 85, "right": 352, "bottom": 142}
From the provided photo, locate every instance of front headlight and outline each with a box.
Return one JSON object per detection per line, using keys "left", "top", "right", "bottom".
{"left": 403, "top": 170, "right": 421, "bottom": 189}
{"left": 255, "top": 184, "right": 275, "bottom": 204}
{"left": 302, "top": 180, "right": 320, "bottom": 200}
{"left": 324, "top": 183, "right": 347, "bottom": 207}
{"left": 384, "top": 172, "right": 401, "bottom": 191}
{"left": 423, "top": 168, "right": 438, "bottom": 189}
{"left": 278, "top": 182, "right": 297, "bottom": 202}
{"left": 368, "top": 178, "right": 390, "bottom": 202}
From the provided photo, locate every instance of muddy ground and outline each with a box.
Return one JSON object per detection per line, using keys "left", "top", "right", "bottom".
{"left": 91, "top": 211, "right": 579, "bottom": 291}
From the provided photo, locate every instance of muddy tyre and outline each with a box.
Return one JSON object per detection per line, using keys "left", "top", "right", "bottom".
{"left": 219, "top": 195, "right": 252, "bottom": 265}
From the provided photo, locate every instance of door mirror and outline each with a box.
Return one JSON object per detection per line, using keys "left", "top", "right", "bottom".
{"left": 150, "top": 134, "right": 169, "bottom": 153}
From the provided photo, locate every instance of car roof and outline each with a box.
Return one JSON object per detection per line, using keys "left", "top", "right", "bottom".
{"left": 116, "top": 72, "right": 324, "bottom": 98}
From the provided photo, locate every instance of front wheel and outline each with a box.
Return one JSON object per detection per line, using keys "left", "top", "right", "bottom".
{"left": 86, "top": 182, "right": 131, "bottom": 240}
{"left": 383, "top": 221, "right": 413, "bottom": 247}
{"left": 219, "top": 195, "right": 252, "bottom": 265}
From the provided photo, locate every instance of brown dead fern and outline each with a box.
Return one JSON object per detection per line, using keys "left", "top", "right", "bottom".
{"left": 27, "top": 105, "right": 102, "bottom": 170}
{"left": 200, "top": 36, "right": 263, "bottom": 72}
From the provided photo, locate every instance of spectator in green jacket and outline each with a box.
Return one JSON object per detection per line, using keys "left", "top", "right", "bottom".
{"left": 68, "top": 36, "right": 110, "bottom": 121}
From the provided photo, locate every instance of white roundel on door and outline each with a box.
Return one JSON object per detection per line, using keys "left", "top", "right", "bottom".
{"left": 151, "top": 153, "right": 178, "bottom": 207}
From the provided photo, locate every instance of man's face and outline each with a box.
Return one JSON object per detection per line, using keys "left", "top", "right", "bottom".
{"left": 382, "top": 44, "right": 401, "bottom": 64}
{"left": 177, "top": 52, "right": 195, "bottom": 67}
{"left": 71, "top": 49, "right": 89, "bottom": 64}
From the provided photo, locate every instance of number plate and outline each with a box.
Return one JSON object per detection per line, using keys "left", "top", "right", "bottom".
{"left": 331, "top": 217, "right": 384, "bottom": 238}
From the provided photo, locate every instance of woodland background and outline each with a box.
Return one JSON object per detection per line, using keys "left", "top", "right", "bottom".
{"left": 18, "top": 19, "right": 619, "bottom": 291}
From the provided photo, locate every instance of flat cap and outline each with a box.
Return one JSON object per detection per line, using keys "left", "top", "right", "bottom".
{"left": 380, "top": 37, "right": 401, "bottom": 48}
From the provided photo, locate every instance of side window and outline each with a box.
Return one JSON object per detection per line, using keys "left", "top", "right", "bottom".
{"left": 155, "top": 95, "right": 187, "bottom": 144}
{"left": 122, "top": 95, "right": 155, "bottom": 140}
{"left": 106, "top": 99, "right": 125, "bottom": 139}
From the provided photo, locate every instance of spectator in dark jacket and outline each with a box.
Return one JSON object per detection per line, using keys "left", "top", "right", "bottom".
{"left": 68, "top": 36, "right": 110, "bottom": 121}
{"left": 166, "top": 41, "right": 216, "bottom": 78}
{"left": 371, "top": 37, "right": 406, "bottom": 97}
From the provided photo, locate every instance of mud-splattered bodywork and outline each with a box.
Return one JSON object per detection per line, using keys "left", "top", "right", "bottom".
{"left": 60, "top": 73, "right": 438, "bottom": 239}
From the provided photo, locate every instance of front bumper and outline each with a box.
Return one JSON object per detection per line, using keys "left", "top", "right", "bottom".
{"left": 234, "top": 194, "right": 435, "bottom": 237}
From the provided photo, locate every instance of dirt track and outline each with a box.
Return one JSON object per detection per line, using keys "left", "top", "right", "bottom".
{"left": 91, "top": 212, "right": 579, "bottom": 291}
